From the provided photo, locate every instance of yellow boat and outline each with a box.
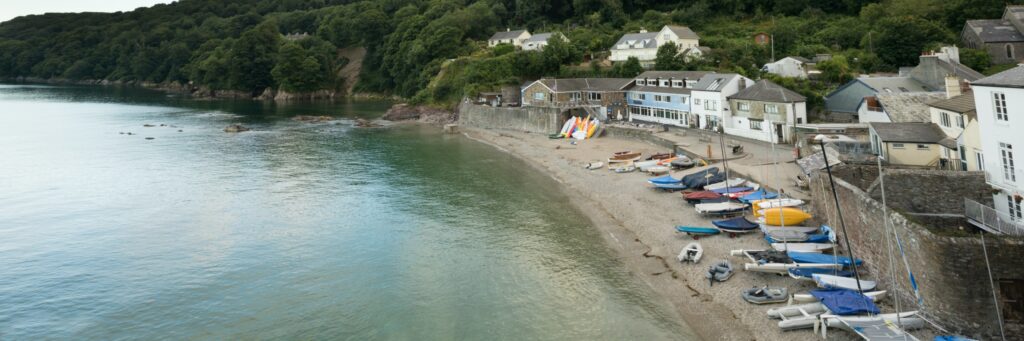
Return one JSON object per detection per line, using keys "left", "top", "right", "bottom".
{"left": 758, "top": 207, "right": 812, "bottom": 226}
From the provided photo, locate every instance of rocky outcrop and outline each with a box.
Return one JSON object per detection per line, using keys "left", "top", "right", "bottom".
{"left": 274, "top": 89, "right": 336, "bottom": 101}
{"left": 382, "top": 104, "right": 455, "bottom": 124}
{"left": 354, "top": 118, "right": 382, "bottom": 128}
{"left": 292, "top": 115, "right": 335, "bottom": 123}
{"left": 223, "top": 124, "right": 250, "bottom": 133}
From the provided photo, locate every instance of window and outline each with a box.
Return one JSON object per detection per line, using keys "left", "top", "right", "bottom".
{"left": 694, "top": 98, "right": 701, "bottom": 105}
{"left": 977, "top": 151, "right": 985, "bottom": 171}
{"left": 892, "top": 143, "right": 905, "bottom": 149}
{"left": 750, "top": 119, "right": 763, "bottom": 130}
{"left": 995, "top": 92, "right": 1008, "bottom": 121}
{"left": 956, "top": 115, "right": 965, "bottom": 128}
{"left": 588, "top": 92, "right": 602, "bottom": 101}
{"left": 680, "top": 96, "right": 688, "bottom": 104}
{"left": 917, "top": 144, "right": 930, "bottom": 150}
{"left": 1009, "top": 196, "right": 1022, "bottom": 220}
{"left": 738, "top": 102, "right": 750, "bottom": 111}
{"left": 638, "top": 94, "right": 646, "bottom": 100}
{"left": 1001, "top": 142, "right": 1016, "bottom": 182}
{"left": 569, "top": 92, "right": 581, "bottom": 101}
{"left": 672, "top": 80, "right": 683, "bottom": 87}
{"left": 636, "top": 79, "right": 645, "bottom": 86}
{"left": 704, "top": 99, "right": 716, "bottom": 111}
{"left": 940, "top": 112, "right": 950, "bottom": 127}
{"left": 765, "top": 104, "right": 779, "bottom": 114}
{"left": 660, "top": 80, "right": 669, "bottom": 87}
{"left": 661, "top": 96, "right": 672, "bottom": 103}
{"left": 654, "top": 95, "right": 663, "bottom": 102}
{"left": 533, "top": 92, "right": 545, "bottom": 100}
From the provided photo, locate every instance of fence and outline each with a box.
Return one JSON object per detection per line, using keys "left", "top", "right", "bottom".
{"left": 964, "top": 198, "right": 1024, "bottom": 237}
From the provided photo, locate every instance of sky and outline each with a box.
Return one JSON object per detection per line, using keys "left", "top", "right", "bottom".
{"left": 0, "top": 1, "right": 169, "bottom": 23}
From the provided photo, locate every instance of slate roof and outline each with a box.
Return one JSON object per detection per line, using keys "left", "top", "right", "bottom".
{"left": 489, "top": 29, "right": 528, "bottom": 41}
{"left": 627, "top": 86, "right": 693, "bottom": 95}
{"left": 535, "top": 78, "right": 633, "bottom": 92}
{"left": 728, "top": 80, "right": 806, "bottom": 103}
{"left": 636, "top": 71, "right": 712, "bottom": 79}
{"left": 524, "top": 32, "right": 560, "bottom": 44}
{"left": 665, "top": 25, "right": 700, "bottom": 40}
{"left": 876, "top": 92, "right": 948, "bottom": 123}
{"left": 965, "top": 20, "right": 1024, "bottom": 43}
{"left": 612, "top": 32, "right": 659, "bottom": 50}
{"left": 859, "top": 77, "right": 931, "bottom": 93}
{"left": 869, "top": 122, "right": 947, "bottom": 143}
{"left": 693, "top": 74, "right": 740, "bottom": 91}
{"left": 928, "top": 92, "right": 976, "bottom": 114}
{"left": 973, "top": 65, "right": 1024, "bottom": 88}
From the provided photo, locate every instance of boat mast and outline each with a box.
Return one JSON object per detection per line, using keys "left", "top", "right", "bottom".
{"left": 816, "top": 135, "right": 864, "bottom": 293}
{"left": 719, "top": 131, "right": 731, "bottom": 197}
{"left": 877, "top": 155, "right": 903, "bottom": 325}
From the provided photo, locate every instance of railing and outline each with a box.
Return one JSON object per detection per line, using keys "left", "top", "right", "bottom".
{"left": 935, "top": 158, "right": 968, "bottom": 171}
{"left": 964, "top": 198, "right": 1024, "bottom": 237}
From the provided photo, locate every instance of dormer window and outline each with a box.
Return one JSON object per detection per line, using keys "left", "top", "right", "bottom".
{"left": 660, "top": 80, "right": 669, "bottom": 87}
{"left": 685, "top": 80, "right": 696, "bottom": 88}
{"left": 636, "top": 79, "right": 645, "bottom": 86}
{"left": 672, "top": 80, "right": 683, "bottom": 87}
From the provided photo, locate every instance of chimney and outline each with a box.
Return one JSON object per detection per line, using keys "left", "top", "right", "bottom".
{"left": 639, "top": 27, "right": 647, "bottom": 33}
{"left": 940, "top": 46, "right": 960, "bottom": 64}
{"left": 945, "top": 76, "right": 962, "bottom": 99}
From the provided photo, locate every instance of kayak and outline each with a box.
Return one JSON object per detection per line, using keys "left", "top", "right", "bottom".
{"left": 759, "top": 207, "right": 812, "bottom": 226}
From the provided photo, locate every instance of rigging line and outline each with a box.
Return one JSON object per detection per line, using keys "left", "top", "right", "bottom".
{"left": 980, "top": 232, "right": 1007, "bottom": 341}
{"left": 818, "top": 139, "right": 865, "bottom": 293}
{"left": 877, "top": 157, "right": 903, "bottom": 326}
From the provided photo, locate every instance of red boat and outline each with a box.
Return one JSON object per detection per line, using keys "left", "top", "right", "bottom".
{"left": 684, "top": 191, "right": 722, "bottom": 200}
{"left": 724, "top": 190, "right": 756, "bottom": 199}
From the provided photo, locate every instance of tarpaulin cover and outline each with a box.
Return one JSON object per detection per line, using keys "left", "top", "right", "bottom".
{"left": 687, "top": 172, "right": 725, "bottom": 189}
{"left": 684, "top": 191, "right": 722, "bottom": 200}
{"left": 648, "top": 174, "right": 683, "bottom": 184}
{"left": 711, "top": 217, "right": 758, "bottom": 230}
{"left": 810, "top": 289, "right": 880, "bottom": 316}
{"left": 788, "top": 251, "right": 863, "bottom": 266}
{"left": 710, "top": 186, "right": 753, "bottom": 194}
{"left": 739, "top": 189, "right": 779, "bottom": 203}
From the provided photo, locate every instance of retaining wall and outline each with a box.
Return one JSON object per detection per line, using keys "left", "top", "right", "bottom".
{"left": 457, "top": 102, "right": 562, "bottom": 134}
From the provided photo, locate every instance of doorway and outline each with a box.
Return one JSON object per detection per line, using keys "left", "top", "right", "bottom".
{"left": 775, "top": 123, "right": 784, "bottom": 143}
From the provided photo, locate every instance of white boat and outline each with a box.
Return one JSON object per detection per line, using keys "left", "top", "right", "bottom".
{"left": 633, "top": 159, "right": 660, "bottom": 171}
{"left": 813, "top": 273, "right": 878, "bottom": 291}
{"left": 647, "top": 165, "right": 670, "bottom": 175}
{"left": 744, "top": 262, "right": 843, "bottom": 274}
{"left": 584, "top": 161, "right": 604, "bottom": 170}
{"left": 760, "top": 224, "right": 822, "bottom": 234}
{"left": 695, "top": 202, "right": 747, "bottom": 215}
{"left": 770, "top": 243, "right": 834, "bottom": 253}
{"left": 820, "top": 312, "right": 924, "bottom": 339}
{"left": 765, "top": 229, "right": 813, "bottom": 242}
{"left": 703, "top": 178, "right": 746, "bottom": 191}
{"left": 755, "top": 198, "right": 805, "bottom": 209}
{"left": 790, "top": 290, "right": 886, "bottom": 303}
{"left": 677, "top": 242, "right": 703, "bottom": 263}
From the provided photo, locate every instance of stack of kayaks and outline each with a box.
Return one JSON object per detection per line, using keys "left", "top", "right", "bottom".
{"left": 555, "top": 116, "right": 600, "bottom": 140}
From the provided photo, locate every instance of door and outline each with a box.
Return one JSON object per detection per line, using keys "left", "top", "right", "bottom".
{"left": 775, "top": 124, "right": 784, "bottom": 143}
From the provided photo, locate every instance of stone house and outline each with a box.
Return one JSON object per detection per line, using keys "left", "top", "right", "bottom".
{"left": 488, "top": 29, "right": 530, "bottom": 48}
{"left": 609, "top": 25, "right": 700, "bottom": 66}
{"left": 521, "top": 78, "right": 632, "bottom": 120}
{"left": 961, "top": 6, "right": 1024, "bottom": 64}
{"left": 725, "top": 80, "right": 807, "bottom": 144}
{"left": 869, "top": 122, "right": 952, "bottom": 167}
{"left": 761, "top": 56, "right": 813, "bottom": 79}
{"left": 522, "top": 32, "right": 568, "bottom": 51}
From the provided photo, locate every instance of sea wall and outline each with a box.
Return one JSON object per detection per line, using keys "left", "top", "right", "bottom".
{"left": 809, "top": 166, "right": 1024, "bottom": 339}
{"left": 457, "top": 102, "right": 562, "bottom": 134}
{"left": 601, "top": 125, "right": 677, "bottom": 150}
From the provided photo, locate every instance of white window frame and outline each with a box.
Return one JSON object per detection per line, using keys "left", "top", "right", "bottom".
{"left": 533, "top": 92, "right": 545, "bottom": 100}
{"left": 765, "top": 104, "right": 779, "bottom": 114}
{"left": 995, "top": 92, "right": 1008, "bottom": 121}
{"left": 672, "top": 80, "right": 683, "bottom": 87}
{"left": 636, "top": 79, "right": 646, "bottom": 86}
{"left": 1009, "top": 195, "right": 1022, "bottom": 220}
{"left": 737, "top": 102, "right": 750, "bottom": 112}
{"left": 749, "top": 119, "right": 763, "bottom": 130}
{"left": 638, "top": 94, "right": 646, "bottom": 100}
{"left": 940, "top": 112, "right": 950, "bottom": 127}
{"left": 977, "top": 151, "right": 985, "bottom": 171}
{"left": 1001, "top": 142, "right": 1016, "bottom": 182}
{"left": 588, "top": 92, "right": 602, "bottom": 101}
{"left": 704, "top": 99, "right": 716, "bottom": 111}
{"left": 956, "top": 115, "right": 964, "bottom": 128}
{"left": 654, "top": 95, "right": 663, "bottom": 102}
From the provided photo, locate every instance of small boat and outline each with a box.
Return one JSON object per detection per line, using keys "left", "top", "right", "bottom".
{"left": 677, "top": 242, "right": 703, "bottom": 263}
{"left": 812, "top": 273, "right": 877, "bottom": 291}
{"left": 768, "top": 302, "right": 828, "bottom": 319}
{"left": 752, "top": 198, "right": 805, "bottom": 214}
{"left": 703, "top": 178, "right": 747, "bottom": 191}
{"left": 760, "top": 224, "right": 822, "bottom": 234}
{"left": 705, "top": 260, "right": 733, "bottom": 286}
{"left": 764, "top": 229, "right": 813, "bottom": 242}
{"left": 711, "top": 216, "right": 758, "bottom": 230}
{"left": 710, "top": 186, "right": 754, "bottom": 194}
{"left": 676, "top": 226, "right": 721, "bottom": 239}
{"left": 696, "top": 202, "right": 748, "bottom": 216}
{"left": 759, "top": 207, "right": 812, "bottom": 226}
{"left": 788, "top": 267, "right": 853, "bottom": 280}
{"left": 646, "top": 152, "right": 673, "bottom": 160}
{"left": 647, "top": 165, "right": 670, "bottom": 175}
{"left": 680, "top": 167, "right": 721, "bottom": 188}
{"left": 742, "top": 286, "right": 788, "bottom": 304}
{"left": 788, "top": 251, "right": 862, "bottom": 267}
{"left": 723, "top": 190, "right": 755, "bottom": 199}
{"left": 613, "top": 151, "right": 632, "bottom": 156}
{"left": 770, "top": 242, "right": 833, "bottom": 252}
{"left": 612, "top": 165, "right": 637, "bottom": 173}
{"left": 671, "top": 157, "right": 695, "bottom": 169}
{"left": 739, "top": 189, "right": 778, "bottom": 203}
{"left": 730, "top": 250, "right": 843, "bottom": 274}
{"left": 608, "top": 152, "right": 642, "bottom": 163}
{"left": 698, "top": 197, "right": 730, "bottom": 204}
{"left": 652, "top": 182, "right": 688, "bottom": 191}
{"left": 648, "top": 174, "right": 683, "bottom": 184}
{"left": 820, "top": 312, "right": 924, "bottom": 339}
{"left": 584, "top": 161, "right": 604, "bottom": 170}
{"left": 790, "top": 290, "right": 886, "bottom": 303}
{"left": 684, "top": 190, "right": 721, "bottom": 200}
{"left": 765, "top": 231, "right": 831, "bottom": 244}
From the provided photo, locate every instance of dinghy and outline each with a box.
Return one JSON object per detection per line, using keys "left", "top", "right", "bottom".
{"left": 739, "top": 189, "right": 779, "bottom": 203}
{"left": 695, "top": 202, "right": 748, "bottom": 216}
{"left": 730, "top": 250, "right": 843, "bottom": 274}
{"left": 705, "top": 260, "right": 733, "bottom": 286}
{"left": 771, "top": 243, "right": 833, "bottom": 252}
{"left": 612, "top": 165, "right": 636, "bottom": 173}
{"left": 633, "top": 159, "right": 661, "bottom": 171}
{"left": 765, "top": 229, "right": 814, "bottom": 242}
{"left": 683, "top": 191, "right": 722, "bottom": 204}
{"left": 760, "top": 224, "right": 822, "bottom": 234}
{"left": 703, "top": 178, "right": 746, "bottom": 191}
{"left": 788, "top": 251, "right": 862, "bottom": 267}
{"left": 648, "top": 174, "right": 683, "bottom": 184}
{"left": 677, "top": 242, "right": 703, "bottom": 263}
{"left": 676, "top": 226, "right": 720, "bottom": 239}
{"left": 820, "top": 312, "right": 924, "bottom": 340}
{"left": 723, "top": 190, "right": 756, "bottom": 199}
{"left": 671, "top": 157, "right": 695, "bottom": 169}
{"left": 788, "top": 267, "right": 854, "bottom": 280}
{"left": 710, "top": 186, "right": 754, "bottom": 194}
{"left": 711, "top": 216, "right": 758, "bottom": 230}
{"left": 742, "top": 286, "right": 788, "bottom": 304}
{"left": 647, "top": 165, "right": 670, "bottom": 175}
{"left": 584, "top": 161, "right": 604, "bottom": 170}
{"left": 681, "top": 168, "right": 722, "bottom": 188}
{"left": 646, "top": 152, "right": 673, "bottom": 160}
{"left": 790, "top": 290, "right": 886, "bottom": 303}
{"left": 607, "top": 152, "right": 642, "bottom": 164}
{"left": 651, "top": 182, "right": 688, "bottom": 191}
{"left": 759, "top": 207, "right": 812, "bottom": 226}
{"left": 812, "top": 273, "right": 877, "bottom": 291}
{"left": 753, "top": 198, "right": 805, "bottom": 213}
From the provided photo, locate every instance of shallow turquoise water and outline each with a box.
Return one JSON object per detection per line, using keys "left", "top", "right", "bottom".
{"left": 0, "top": 84, "right": 694, "bottom": 340}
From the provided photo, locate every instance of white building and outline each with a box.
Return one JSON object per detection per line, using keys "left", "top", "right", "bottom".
{"left": 762, "top": 56, "right": 813, "bottom": 79}
{"left": 609, "top": 25, "right": 700, "bottom": 65}
{"left": 928, "top": 76, "right": 981, "bottom": 171}
{"left": 488, "top": 29, "right": 530, "bottom": 48}
{"left": 724, "top": 80, "right": 808, "bottom": 143}
{"left": 690, "top": 73, "right": 754, "bottom": 131}
{"left": 973, "top": 65, "right": 1024, "bottom": 229}
{"left": 522, "top": 32, "right": 568, "bottom": 51}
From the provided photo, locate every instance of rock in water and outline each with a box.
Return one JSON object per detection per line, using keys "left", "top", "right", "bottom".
{"left": 145, "top": 137, "right": 155, "bottom": 140}
{"left": 223, "top": 124, "right": 250, "bottom": 133}
{"left": 354, "top": 118, "right": 381, "bottom": 128}
{"left": 292, "top": 115, "right": 335, "bottom": 123}
{"left": 143, "top": 124, "right": 155, "bottom": 127}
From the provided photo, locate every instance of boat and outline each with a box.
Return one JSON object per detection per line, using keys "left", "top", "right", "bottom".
{"left": 788, "top": 251, "right": 862, "bottom": 267}
{"left": 759, "top": 207, "right": 812, "bottom": 226}
{"left": 788, "top": 267, "right": 854, "bottom": 280}
{"left": 739, "top": 189, "right": 779, "bottom": 203}
{"left": 584, "top": 161, "right": 604, "bottom": 170}
{"left": 771, "top": 243, "right": 834, "bottom": 252}
{"left": 676, "top": 226, "right": 720, "bottom": 239}
{"left": 790, "top": 290, "right": 886, "bottom": 303}
{"left": 698, "top": 197, "right": 730, "bottom": 204}
{"left": 705, "top": 260, "right": 733, "bottom": 286}
{"left": 742, "top": 286, "right": 788, "bottom": 304}
{"left": 633, "top": 159, "right": 661, "bottom": 171}
{"left": 651, "top": 182, "right": 688, "bottom": 191}
{"left": 681, "top": 167, "right": 721, "bottom": 188}
{"left": 648, "top": 174, "right": 683, "bottom": 184}
{"left": 820, "top": 312, "right": 924, "bottom": 340}
{"left": 695, "top": 202, "right": 748, "bottom": 216}
{"left": 752, "top": 198, "right": 805, "bottom": 213}
{"left": 677, "top": 242, "right": 703, "bottom": 263}
{"left": 671, "top": 157, "right": 695, "bottom": 169}
{"left": 760, "top": 224, "right": 822, "bottom": 234}
{"left": 711, "top": 216, "right": 758, "bottom": 230}
{"left": 612, "top": 165, "right": 636, "bottom": 173}
{"left": 765, "top": 229, "right": 813, "bottom": 242}
{"left": 765, "top": 232, "right": 831, "bottom": 244}
{"left": 730, "top": 250, "right": 843, "bottom": 274}
{"left": 723, "top": 190, "right": 756, "bottom": 199}
{"left": 646, "top": 152, "right": 673, "bottom": 160}
{"left": 647, "top": 165, "right": 670, "bottom": 175}
{"left": 710, "top": 186, "right": 754, "bottom": 194}
{"left": 683, "top": 191, "right": 721, "bottom": 204}
{"left": 812, "top": 273, "right": 877, "bottom": 291}
{"left": 703, "top": 178, "right": 746, "bottom": 191}
{"left": 608, "top": 152, "right": 642, "bottom": 163}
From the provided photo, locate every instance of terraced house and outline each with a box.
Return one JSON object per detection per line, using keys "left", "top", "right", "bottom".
{"left": 520, "top": 78, "right": 632, "bottom": 120}
{"left": 724, "top": 80, "right": 807, "bottom": 144}
{"left": 624, "top": 71, "right": 711, "bottom": 127}
{"left": 689, "top": 73, "right": 755, "bottom": 132}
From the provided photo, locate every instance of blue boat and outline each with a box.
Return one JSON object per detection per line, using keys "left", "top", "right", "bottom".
{"left": 648, "top": 174, "right": 683, "bottom": 184}
{"left": 811, "top": 289, "right": 880, "bottom": 315}
{"left": 711, "top": 216, "right": 759, "bottom": 231}
{"left": 678, "top": 167, "right": 720, "bottom": 188}
{"left": 788, "top": 251, "right": 863, "bottom": 267}
{"left": 686, "top": 172, "right": 725, "bottom": 189}
{"left": 788, "top": 267, "right": 854, "bottom": 279}
{"left": 739, "top": 189, "right": 779, "bottom": 203}
{"left": 676, "top": 226, "right": 721, "bottom": 236}
{"left": 765, "top": 232, "right": 831, "bottom": 244}
{"left": 710, "top": 186, "right": 753, "bottom": 194}
{"left": 651, "top": 182, "right": 688, "bottom": 191}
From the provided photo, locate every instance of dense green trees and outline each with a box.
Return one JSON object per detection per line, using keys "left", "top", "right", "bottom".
{"left": 654, "top": 42, "right": 682, "bottom": 71}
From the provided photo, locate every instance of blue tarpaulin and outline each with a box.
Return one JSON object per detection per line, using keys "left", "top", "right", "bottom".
{"left": 739, "top": 189, "right": 779, "bottom": 203}
{"left": 788, "top": 267, "right": 853, "bottom": 279}
{"left": 648, "top": 175, "right": 682, "bottom": 184}
{"left": 688, "top": 172, "right": 725, "bottom": 189}
{"left": 788, "top": 251, "right": 863, "bottom": 266}
{"left": 811, "top": 289, "right": 880, "bottom": 316}
{"left": 711, "top": 217, "right": 758, "bottom": 230}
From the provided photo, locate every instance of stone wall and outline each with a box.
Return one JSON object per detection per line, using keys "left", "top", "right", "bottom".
{"left": 458, "top": 102, "right": 563, "bottom": 134}
{"left": 810, "top": 166, "right": 1024, "bottom": 339}
{"left": 602, "top": 125, "right": 677, "bottom": 150}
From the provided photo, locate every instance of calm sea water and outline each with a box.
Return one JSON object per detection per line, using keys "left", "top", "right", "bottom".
{"left": 0, "top": 84, "right": 694, "bottom": 340}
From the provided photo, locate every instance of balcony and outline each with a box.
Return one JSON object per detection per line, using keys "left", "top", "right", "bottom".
{"left": 964, "top": 198, "right": 1024, "bottom": 236}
